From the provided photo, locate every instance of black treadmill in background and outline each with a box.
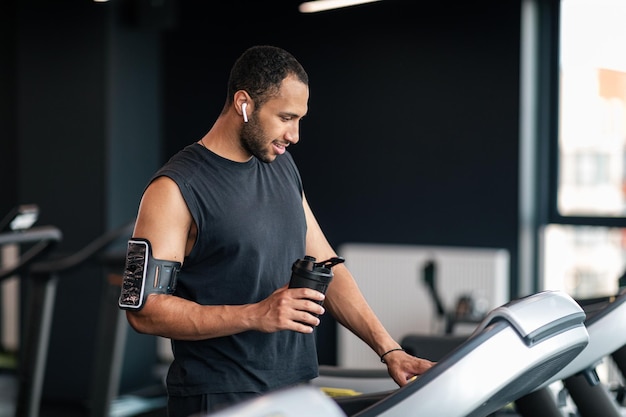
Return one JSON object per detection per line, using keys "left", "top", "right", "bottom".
{"left": 0, "top": 205, "right": 63, "bottom": 417}
{"left": 0, "top": 211, "right": 143, "bottom": 417}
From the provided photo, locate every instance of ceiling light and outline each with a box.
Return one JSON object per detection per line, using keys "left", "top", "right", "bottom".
{"left": 299, "top": 0, "right": 383, "bottom": 13}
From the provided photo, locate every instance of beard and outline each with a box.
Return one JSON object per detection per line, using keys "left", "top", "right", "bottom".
{"left": 240, "top": 113, "right": 276, "bottom": 163}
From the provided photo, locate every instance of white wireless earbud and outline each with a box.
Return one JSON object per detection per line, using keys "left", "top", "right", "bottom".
{"left": 242, "top": 103, "right": 248, "bottom": 123}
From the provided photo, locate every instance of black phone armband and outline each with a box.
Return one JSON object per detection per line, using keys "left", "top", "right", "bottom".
{"left": 118, "top": 238, "right": 181, "bottom": 311}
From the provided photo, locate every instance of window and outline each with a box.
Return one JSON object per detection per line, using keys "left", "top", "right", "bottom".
{"left": 557, "top": 0, "right": 626, "bottom": 218}
{"left": 543, "top": 0, "right": 626, "bottom": 299}
{"left": 540, "top": 1, "right": 626, "bottom": 385}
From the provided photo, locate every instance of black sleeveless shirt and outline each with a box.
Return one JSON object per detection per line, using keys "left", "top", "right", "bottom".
{"left": 151, "top": 143, "right": 317, "bottom": 396}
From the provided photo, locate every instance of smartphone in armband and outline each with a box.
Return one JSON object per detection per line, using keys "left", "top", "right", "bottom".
{"left": 118, "top": 238, "right": 181, "bottom": 311}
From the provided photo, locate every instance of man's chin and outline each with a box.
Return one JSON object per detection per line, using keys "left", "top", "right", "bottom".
{"left": 257, "top": 153, "right": 277, "bottom": 164}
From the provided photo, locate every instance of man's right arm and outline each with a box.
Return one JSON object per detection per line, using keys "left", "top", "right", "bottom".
{"left": 124, "top": 176, "right": 324, "bottom": 339}
{"left": 124, "top": 176, "right": 253, "bottom": 340}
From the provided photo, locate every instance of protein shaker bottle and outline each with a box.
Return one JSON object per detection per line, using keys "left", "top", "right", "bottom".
{"left": 288, "top": 255, "right": 345, "bottom": 314}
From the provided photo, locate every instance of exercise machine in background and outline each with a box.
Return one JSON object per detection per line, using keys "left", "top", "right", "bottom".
{"left": 515, "top": 289, "right": 626, "bottom": 417}
{"left": 0, "top": 208, "right": 143, "bottom": 417}
{"left": 0, "top": 205, "right": 62, "bottom": 417}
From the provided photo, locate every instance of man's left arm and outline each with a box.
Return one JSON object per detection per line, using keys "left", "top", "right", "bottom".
{"left": 302, "top": 193, "right": 434, "bottom": 385}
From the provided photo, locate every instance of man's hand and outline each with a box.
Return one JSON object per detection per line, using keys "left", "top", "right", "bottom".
{"left": 383, "top": 349, "right": 436, "bottom": 386}
{"left": 251, "top": 284, "right": 327, "bottom": 333}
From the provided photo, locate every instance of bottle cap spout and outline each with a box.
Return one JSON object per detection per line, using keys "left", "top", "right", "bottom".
{"left": 315, "top": 256, "right": 345, "bottom": 269}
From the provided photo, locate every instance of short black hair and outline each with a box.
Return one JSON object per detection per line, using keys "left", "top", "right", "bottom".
{"left": 226, "top": 45, "right": 309, "bottom": 109}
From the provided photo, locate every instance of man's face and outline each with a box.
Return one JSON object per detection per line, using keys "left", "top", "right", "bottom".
{"left": 240, "top": 76, "right": 309, "bottom": 163}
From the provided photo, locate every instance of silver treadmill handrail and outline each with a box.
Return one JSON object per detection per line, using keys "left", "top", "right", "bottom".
{"left": 470, "top": 289, "right": 587, "bottom": 346}
{"left": 348, "top": 290, "right": 589, "bottom": 417}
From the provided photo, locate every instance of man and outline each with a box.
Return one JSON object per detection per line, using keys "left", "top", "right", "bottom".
{"left": 121, "top": 45, "right": 434, "bottom": 416}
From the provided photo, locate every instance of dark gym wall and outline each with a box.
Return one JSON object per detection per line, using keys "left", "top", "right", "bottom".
{"left": 7, "top": 0, "right": 164, "bottom": 407}
{"left": 162, "top": 0, "right": 520, "bottom": 267}
{"left": 0, "top": 0, "right": 18, "bottom": 217}
{"left": 161, "top": 1, "right": 522, "bottom": 363}
{"left": 13, "top": 0, "right": 106, "bottom": 404}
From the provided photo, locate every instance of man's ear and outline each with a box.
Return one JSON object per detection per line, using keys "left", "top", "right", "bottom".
{"left": 234, "top": 90, "right": 252, "bottom": 122}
